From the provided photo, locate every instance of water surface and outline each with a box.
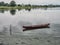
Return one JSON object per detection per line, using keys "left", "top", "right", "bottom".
{"left": 0, "top": 7, "right": 60, "bottom": 45}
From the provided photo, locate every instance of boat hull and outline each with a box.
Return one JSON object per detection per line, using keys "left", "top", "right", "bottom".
{"left": 23, "top": 23, "right": 50, "bottom": 31}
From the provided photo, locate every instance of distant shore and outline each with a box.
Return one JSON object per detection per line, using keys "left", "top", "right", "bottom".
{"left": 0, "top": 6, "right": 60, "bottom": 10}
{"left": 0, "top": 0, "right": 60, "bottom": 10}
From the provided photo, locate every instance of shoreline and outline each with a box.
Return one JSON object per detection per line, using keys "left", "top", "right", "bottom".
{"left": 0, "top": 6, "right": 60, "bottom": 10}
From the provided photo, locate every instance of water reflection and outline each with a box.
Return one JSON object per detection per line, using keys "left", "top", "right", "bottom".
{"left": 0, "top": 7, "right": 59, "bottom": 15}
{"left": 10, "top": 9, "right": 16, "bottom": 15}
{"left": 40, "top": 7, "right": 48, "bottom": 10}
{"left": 25, "top": 8, "right": 31, "bottom": 11}
{"left": 18, "top": 9, "right": 22, "bottom": 11}
{"left": 0, "top": 9, "right": 4, "bottom": 13}
{"left": 0, "top": 7, "right": 60, "bottom": 35}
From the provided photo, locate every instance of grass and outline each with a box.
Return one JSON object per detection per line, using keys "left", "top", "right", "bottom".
{"left": 0, "top": 6, "right": 32, "bottom": 10}
{"left": 0, "top": 6, "right": 59, "bottom": 10}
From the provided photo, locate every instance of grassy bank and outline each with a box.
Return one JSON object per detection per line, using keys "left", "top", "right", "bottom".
{"left": 0, "top": 6, "right": 60, "bottom": 10}
{"left": 0, "top": 6, "right": 32, "bottom": 10}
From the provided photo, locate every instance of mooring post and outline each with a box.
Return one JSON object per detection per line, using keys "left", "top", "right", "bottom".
{"left": 10, "top": 24, "right": 12, "bottom": 35}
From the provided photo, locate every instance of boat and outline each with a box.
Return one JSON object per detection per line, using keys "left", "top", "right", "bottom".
{"left": 23, "top": 23, "right": 50, "bottom": 31}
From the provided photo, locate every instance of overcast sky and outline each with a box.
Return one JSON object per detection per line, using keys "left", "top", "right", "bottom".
{"left": 0, "top": 0, "right": 60, "bottom": 5}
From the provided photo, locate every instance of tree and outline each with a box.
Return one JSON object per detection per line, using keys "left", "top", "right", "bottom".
{"left": 0, "top": 1, "right": 5, "bottom": 6}
{"left": 10, "top": 0, "right": 16, "bottom": 7}
{"left": 25, "top": 4, "right": 31, "bottom": 7}
{"left": 18, "top": 4, "right": 22, "bottom": 7}
{"left": 4, "top": 3, "right": 9, "bottom": 6}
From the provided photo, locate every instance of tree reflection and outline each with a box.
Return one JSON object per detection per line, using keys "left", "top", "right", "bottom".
{"left": 40, "top": 7, "right": 48, "bottom": 10}
{"left": 0, "top": 9, "right": 4, "bottom": 13}
{"left": 10, "top": 9, "right": 16, "bottom": 15}
{"left": 18, "top": 9, "right": 21, "bottom": 11}
{"left": 43, "top": 7, "right": 48, "bottom": 10}
{"left": 25, "top": 8, "right": 31, "bottom": 11}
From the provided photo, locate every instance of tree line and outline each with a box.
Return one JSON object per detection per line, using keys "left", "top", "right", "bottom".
{"left": 0, "top": 0, "right": 22, "bottom": 7}
{"left": 0, "top": 0, "right": 31, "bottom": 7}
{"left": 0, "top": 0, "right": 60, "bottom": 7}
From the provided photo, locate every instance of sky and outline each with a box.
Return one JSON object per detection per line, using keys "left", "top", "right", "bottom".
{"left": 0, "top": 0, "right": 60, "bottom": 5}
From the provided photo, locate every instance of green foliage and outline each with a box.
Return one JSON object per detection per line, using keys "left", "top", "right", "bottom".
{"left": 4, "top": 3, "right": 9, "bottom": 6}
{"left": 0, "top": 2, "right": 9, "bottom": 6}
{"left": 18, "top": 4, "right": 22, "bottom": 7}
{"left": 10, "top": 0, "right": 16, "bottom": 7}
{"left": 25, "top": 4, "right": 31, "bottom": 7}
{"left": 0, "top": 0, "right": 60, "bottom": 9}
{"left": 0, "top": 1, "right": 5, "bottom": 6}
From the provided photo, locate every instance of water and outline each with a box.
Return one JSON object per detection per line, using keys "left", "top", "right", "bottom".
{"left": 0, "top": 7, "right": 60, "bottom": 45}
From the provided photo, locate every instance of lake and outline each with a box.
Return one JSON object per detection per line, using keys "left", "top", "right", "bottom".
{"left": 0, "top": 7, "right": 60, "bottom": 45}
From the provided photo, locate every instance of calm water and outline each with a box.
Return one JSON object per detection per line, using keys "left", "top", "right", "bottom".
{"left": 0, "top": 7, "right": 60, "bottom": 45}
{"left": 0, "top": 7, "right": 60, "bottom": 35}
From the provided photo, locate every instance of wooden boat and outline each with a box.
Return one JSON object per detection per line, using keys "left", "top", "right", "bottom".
{"left": 23, "top": 23, "right": 50, "bottom": 31}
